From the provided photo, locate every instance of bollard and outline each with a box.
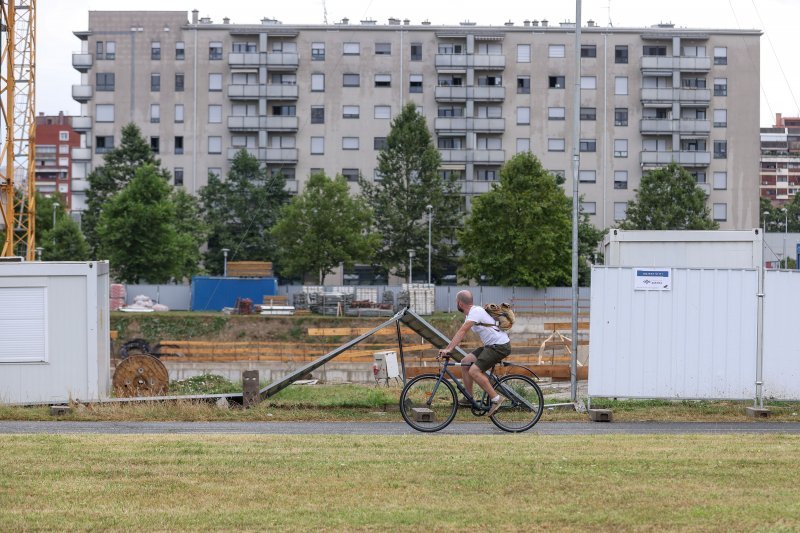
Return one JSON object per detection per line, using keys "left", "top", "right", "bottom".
{"left": 243, "top": 370, "right": 261, "bottom": 408}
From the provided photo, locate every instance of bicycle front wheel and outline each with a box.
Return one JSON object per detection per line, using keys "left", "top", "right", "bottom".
{"left": 489, "top": 374, "right": 544, "bottom": 433}
{"left": 399, "top": 374, "right": 458, "bottom": 432}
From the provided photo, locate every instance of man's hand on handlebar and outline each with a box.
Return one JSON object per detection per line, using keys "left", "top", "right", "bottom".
{"left": 437, "top": 350, "right": 452, "bottom": 360}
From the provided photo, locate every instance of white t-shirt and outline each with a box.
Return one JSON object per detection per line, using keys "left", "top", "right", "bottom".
{"left": 465, "top": 305, "right": 510, "bottom": 346}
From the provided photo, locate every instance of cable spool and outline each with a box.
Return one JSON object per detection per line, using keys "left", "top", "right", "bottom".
{"left": 112, "top": 354, "right": 169, "bottom": 397}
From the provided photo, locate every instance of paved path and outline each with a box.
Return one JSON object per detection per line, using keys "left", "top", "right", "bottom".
{"left": 1, "top": 421, "right": 799, "bottom": 435}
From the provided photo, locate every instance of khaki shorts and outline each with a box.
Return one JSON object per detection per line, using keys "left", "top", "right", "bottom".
{"left": 472, "top": 343, "right": 511, "bottom": 372}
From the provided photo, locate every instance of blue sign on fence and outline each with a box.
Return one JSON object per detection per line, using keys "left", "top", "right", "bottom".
{"left": 634, "top": 268, "right": 672, "bottom": 291}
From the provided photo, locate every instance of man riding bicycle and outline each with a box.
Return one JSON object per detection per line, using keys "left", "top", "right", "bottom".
{"left": 438, "top": 290, "right": 511, "bottom": 417}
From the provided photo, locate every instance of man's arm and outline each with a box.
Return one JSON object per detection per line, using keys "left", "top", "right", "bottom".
{"left": 440, "top": 321, "right": 474, "bottom": 356}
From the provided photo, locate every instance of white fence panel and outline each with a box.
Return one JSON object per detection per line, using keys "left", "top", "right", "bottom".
{"left": 763, "top": 270, "right": 800, "bottom": 399}
{"left": 589, "top": 267, "right": 757, "bottom": 400}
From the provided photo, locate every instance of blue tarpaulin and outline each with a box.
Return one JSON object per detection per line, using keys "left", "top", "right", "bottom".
{"left": 191, "top": 276, "right": 278, "bottom": 311}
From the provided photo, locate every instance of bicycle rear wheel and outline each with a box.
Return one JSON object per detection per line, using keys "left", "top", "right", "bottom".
{"left": 399, "top": 374, "right": 458, "bottom": 432}
{"left": 488, "top": 374, "right": 544, "bottom": 433}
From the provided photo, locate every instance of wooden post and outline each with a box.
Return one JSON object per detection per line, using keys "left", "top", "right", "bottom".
{"left": 242, "top": 370, "right": 260, "bottom": 408}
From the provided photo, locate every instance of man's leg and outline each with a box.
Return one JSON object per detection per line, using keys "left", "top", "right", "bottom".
{"left": 460, "top": 354, "right": 477, "bottom": 397}
{"left": 468, "top": 364, "right": 498, "bottom": 399}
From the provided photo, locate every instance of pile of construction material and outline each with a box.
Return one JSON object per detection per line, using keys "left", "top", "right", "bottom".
{"left": 120, "top": 294, "right": 170, "bottom": 312}
{"left": 226, "top": 261, "right": 273, "bottom": 277}
{"left": 110, "top": 284, "right": 126, "bottom": 311}
{"left": 398, "top": 283, "right": 435, "bottom": 315}
{"left": 292, "top": 286, "right": 394, "bottom": 317}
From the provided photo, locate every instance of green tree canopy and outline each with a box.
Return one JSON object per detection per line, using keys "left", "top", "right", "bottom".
{"left": 96, "top": 164, "right": 197, "bottom": 283}
{"left": 359, "top": 103, "right": 461, "bottom": 281}
{"left": 459, "top": 152, "right": 603, "bottom": 287}
{"left": 199, "top": 149, "right": 289, "bottom": 275}
{"left": 621, "top": 162, "right": 719, "bottom": 230}
{"left": 272, "top": 172, "right": 378, "bottom": 283}
{"left": 41, "top": 216, "right": 90, "bottom": 261}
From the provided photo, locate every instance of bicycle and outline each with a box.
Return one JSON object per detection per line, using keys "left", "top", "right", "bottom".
{"left": 399, "top": 354, "right": 544, "bottom": 433}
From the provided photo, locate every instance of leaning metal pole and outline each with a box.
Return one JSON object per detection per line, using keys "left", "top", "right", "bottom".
{"left": 569, "top": 0, "right": 582, "bottom": 403}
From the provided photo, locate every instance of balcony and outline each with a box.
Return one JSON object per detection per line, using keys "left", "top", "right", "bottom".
{"left": 641, "top": 87, "right": 711, "bottom": 104}
{"left": 469, "top": 86, "right": 505, "bottom": 101}
{"left": 641, "top": 56, "right": 712, "bottom": 72}
{"left": 435, "top": 54, "right": 468, "bottom": 70}
{"left": 463, "top": 181, "right": 494, "bottom": 195}
{"left": 266, "top": 52, "right": 299, "bottom": 69}
{"left": 265, "top": 84, "right": 298, "bottom": 100}
{"left": 71, "top": 116, "right": 92, "bottom": 130}
{"left": 640, "top": 119, "right": 710, "bottom": 134}
{"left": 264, "top": 116, "right": 298, "bottom": 131}
{"left": 473, "top": 149, "right": 505, "bottom": 164}
{"left": 71, "top": 53, "right": 92, "bottom": 72}
{"left": 71, "top": 147, "right": 92, "bottom": 160}
{"left": 71, "top": 84, "right": 93, "bottom": 102}
{"left": 434, "top": 117, "right": 467, "bottom": 131}
{"left": 640, "top": 150, "right": 711, "bottom": 167}
{"left": 228, "top": 84, "right": 265, "bottom": 99}
{"left": 472, "top": 54, "right": 506, "bottom": 69}
{"left": 228, "top": 52, "right": 262, "bottom": 67}
{"left": 470, "top": 118, "right": 505, "bottom": 132}
{"left": 227, "top": 147, "right": 259, "bottom": 160}
{"left": 228, "top": 116, "right": 261, "bottom": 131}
{"left": 439, "top": 149, "right": 469, "bottom": 163}
{"left": 435, "top": 85, "right": 468, "bottom": 101}
{"left": 284, "top": 180, "right": 299, "bottom": 194}
{"left": 435, "top": 117, "right": 506, "bottom": 132}
{"left": 264, "top": 148, "right": 298, "bottom": 163}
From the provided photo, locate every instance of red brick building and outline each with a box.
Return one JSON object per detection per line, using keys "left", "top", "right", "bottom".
{"left": 760, "top": 113, "right": 800, "bottom": 205}
{"left": 34, "top": 112, "right": 80, "bottom": 210}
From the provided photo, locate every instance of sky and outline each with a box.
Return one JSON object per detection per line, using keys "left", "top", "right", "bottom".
{"left": 37, "top": 0, "right": 800, "bottom": 126}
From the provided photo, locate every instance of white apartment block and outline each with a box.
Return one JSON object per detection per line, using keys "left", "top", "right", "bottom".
{"left": 71, "top": 11, "right": 761, "bottom": 229}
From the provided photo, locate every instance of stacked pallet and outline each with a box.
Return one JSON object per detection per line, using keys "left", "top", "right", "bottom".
{"left": 227, "top": 261, "right": 273, "bottom": 277}
{"left": 400, "top": 283, "right": 435, "bottom": 315}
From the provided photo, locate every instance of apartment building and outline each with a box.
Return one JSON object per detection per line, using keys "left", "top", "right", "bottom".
{"left": 71, "top": 10, "right": 761, "bottom": 229}
{"left": 34, "top": 112, "right": 81, "bottom": 210}
{"left": 760, "top": 113, "right": 800, "bottom": 205}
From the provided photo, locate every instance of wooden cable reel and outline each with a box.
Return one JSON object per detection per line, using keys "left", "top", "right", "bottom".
{"left": 113, "top": 354, "right": 169, "bottom": 397}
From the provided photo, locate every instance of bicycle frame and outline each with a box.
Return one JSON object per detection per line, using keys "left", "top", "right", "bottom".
{"left": 427, "top": 360, "right": 538, "bottom": 412}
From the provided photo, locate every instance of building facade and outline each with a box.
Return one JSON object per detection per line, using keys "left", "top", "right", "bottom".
{"left": 760, "top": 113, "right": 800, "bottom": 205}
{"left": 34, "top": 112, "right": 80, "bottom": 210}
{"left": 72, "top": 11, "right": 761, "bottom": 229}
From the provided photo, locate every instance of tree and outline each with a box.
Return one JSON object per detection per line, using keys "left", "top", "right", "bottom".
{"left": 96, "top": 164, "right": 195, "bottom": 283}
{"left": 272, "top": 172, "right": 378, "bottom": 283}
{"left": 83, "top": 123, "right": 168, "bottom": 256}
{"left": 459, "top": 152, "right": 603, "bottom": 287}
{"left": 41, "top": 216, "right": 90, "bottom": 261}
{"left": 199, "top": 149, "right": 289, "bottom": 275}
{"left": 621, "top": 162, "right": 719, "bottom": 230}
{"left": 359, "top": 103, "right": 461, "bottom": 281}
{"left": 170, "top": 187, "right": 206, "bottom": 279}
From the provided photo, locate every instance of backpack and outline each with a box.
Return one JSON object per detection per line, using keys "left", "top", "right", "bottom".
{"left": 479, "top": 302, "right": 516, "bottom": 331}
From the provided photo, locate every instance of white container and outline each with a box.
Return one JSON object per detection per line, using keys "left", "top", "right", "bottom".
{"left": 373, "top": 350, "right": 400, "bottom": 380}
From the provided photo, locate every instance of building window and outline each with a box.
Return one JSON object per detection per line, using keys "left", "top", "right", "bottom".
{"left": 579, "top": 170, "right": 596, "bottom": 183}
{"left": 615, "top": 45, "right": 628, "bottom": 64}
{"left": 580, "top": 44, "right": 596, "bottom": 58}
{"left": 713, "top": 109, "right": 727, "bottom": 127}
{"left": 174, "top": 73, "right": 185, "bottom": 92}
{"left": 150, "top": 104, "right": 160, "bottom": 123}
{"left": 59, "top": 131, "right": 69, "bottom": 141}
{"left": 209, "top": 41, "right": 223, "bottom": 60}
{"left": 548, "top": 138, "right": 565, "bottom": 152}
{"left": 615, "top": 108, "right": 629, "bottom": 126}
{"left": 614, "top": 202, "right": 627, "bottom": 221}
{"left": 174, "top": 167, "right": 184, "bottom": 186}
{"left": 714, "top": 140, "right": 727, "bottom": 159}
{"left": 580, "top": 76, "right": 597, "bottom": 90}
{"left": 343, "top": 73, "right": 360, "bottom": 87}
{"left": 409, "top": 74, "right": 423, "bottom": 93}
{"left": 311, "top": 42, "right": 325, "bottom": 61}
{"left": 96, "top": 104, "right": 114, "bottom": 122}
{"left": 714, "top": 47, "right": 727, "bottom": 65}
{"left": 208, "top": 168, "right": 221, "bottom": 178}
{"left": 59, "top": 144, "right": 69, "bottom": 155}
{"left": 615, "top": 76, "right": 628, "bottom": 95}
{"left": 175, "top": 136, "right": 184, "bottom": 155}
{"left": 517, "top": 76, "right": 531, "bottom": 94}
{"left": 375, "top": 74, "right": 391, "bottom": 88}
{"left": 209, "top": 73, "right": 222, "bottom": 91}
{"left": 310, "top": 136, "right": 324, "bottom": 155}
{"left": 95, "top": 135, "right": 114, "bottom": 154}
{"left": 580, "top": 107, "right": 596, "bottom": 120}
{"left": 343, "top": 42, "right": 360, "bottom": 55}
{"left": 150, "top": 73, "right": 160, "bottom": 92}
{"left": 208, "top": 136, "right": 221, "bottom": 154}
{"left": 96, "top": 72, "right": 115, "bottom": 91}
{"left": 410, "top": 43, "right": 422, "bottom": 61}
{"left": 517, "top": 44, "right": 531, "bottom": 63}
{"left": 233, "top": 42, "right": 257, "bottom": 53}
{"left": 516, "top": 107, "right": 531, "bottom": 125}
{"left": 272, "top": 105, "right": 296, "bottom": 116}
{"left": 311, "top": 106, "right": 325, "bottom": 124}
{"left": 374, "top": 105, "right": 391, "bottom": 119}
{"left": 342, "top": 137, "right": 360, "bottom": 150}
{"left": 643, "top": 45, "right": 667, "bottom": 56}
{"left": 548, "top": 107, "right": 566, "bottom": 121}
{"left": 208, "top": 105, "right": 222, "bottom": 123}
{"left": 713, "top": 171, "right": 727, "bottom": 190}
{"left": 97, "top": 41, "right": 116, "bottom": 60}
{"left": 713, "top": 203, "right": 727, "bottom": 221}
{"left": 375, "top": 42, "right": 391, "bottom": 55}
{"left": 614, "top": 171, "right": 628, "bottom": 189}
{"left": 343, "top": 105, "right": 360, "bottom": 118}
{"left": 516, "top": 138, "right": 530, "bottom": 153}
{"left": 342, "top": 168, "right": 359, "bottom": 181}
{"left": 580, "top": 139, "right": 597, "bottom": 152}
{"left": 614, "top": 139, "right": 628, "bottom": 158}
{"left": 175, "top": 104, "right": 184, "bottom": 123}
{"left": 549, "top": 76, "right": 565, "bottom": 89}
{"left": 150, "top": 136, "right": 160, "bottom": 154}
{"left": 311, "top": 73, "right": 325, "bottom": 92}
{"left": 714, "top": 78, "right": 727, "bottom": 96}
{"left": 693, "top": 171, "right": 707, "bottom": 184}
{"left": 374, "top": 137, "right": 387, "bottom": 150}
{"left": 548, "top": 44, "right": 565, "bottom": 58}
{"left": 151, "top": 41, "right": 161, "bottom": 60}
{"left": 175, "top": 41, "right": 185, "bottom": 60}
{"left": 581, "top": 201, "right": 597, "bottom": 215}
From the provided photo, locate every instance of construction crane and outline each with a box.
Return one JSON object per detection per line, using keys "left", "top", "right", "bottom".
{"left": 0, "top": 0, "right": 36, "bottom": 259}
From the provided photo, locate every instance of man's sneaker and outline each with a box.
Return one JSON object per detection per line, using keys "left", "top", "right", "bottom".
{"left": 487, "top": 396, "right": 505, "bottom": 417}
{"left": 458, "top": 398, "right": 472, "bottom": 408}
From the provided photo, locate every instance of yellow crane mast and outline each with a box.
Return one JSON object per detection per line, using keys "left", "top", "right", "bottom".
{"left": 0, "top": 0, "right": 36, "bottom": 259}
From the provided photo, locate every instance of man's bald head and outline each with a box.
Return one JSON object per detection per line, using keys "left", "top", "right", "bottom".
{"left": 456, "top": 290, "right": 473, "bottom": 306}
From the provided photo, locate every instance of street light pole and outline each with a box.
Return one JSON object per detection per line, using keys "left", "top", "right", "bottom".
{"left": 407, "top": 249, "right": 415, "bottom": 285}
{"left": 52, "top": 202, "right": 59, "bottom": 246}
{"left": 426, "top": 204, "right": 433, "bottom": 284}
{"left": 221, "top": 248, "right": 230, "bottom": 277}
{"left": 782, "top": 207, "right": 788, "bottom": 268}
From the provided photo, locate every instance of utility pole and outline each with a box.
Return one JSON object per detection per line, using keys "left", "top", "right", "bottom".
{"left": 426, "top": 204, "right": 433, "bottom": 284}
{"left": 569, "top": 0, "right": 582, "bottom": 404}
